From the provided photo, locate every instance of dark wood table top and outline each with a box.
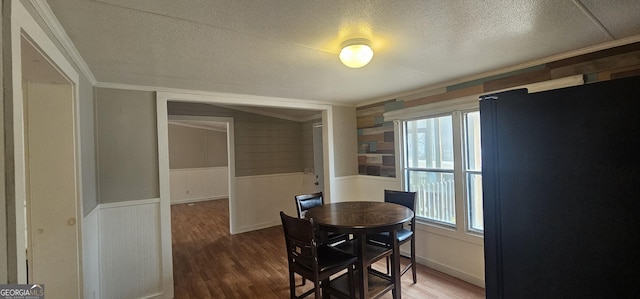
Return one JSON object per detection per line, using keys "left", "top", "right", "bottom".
{"left": 306, "top": 201, "right": 413, "bottom": 298}
{"left": 305, "top": 201, "right": 414, "bottom": 232}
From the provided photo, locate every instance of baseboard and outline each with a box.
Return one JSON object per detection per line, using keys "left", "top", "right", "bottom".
{"left": 233, "top": 220, "right": 280, "bottom": 234}
{"left": 139, "top": 292, "right": 165, "bottom": 299}
{"left": 170, "top": 195, "right": 228, "bottom": 205}
{"left": 416, "top": 256, "right": 486, "bottom": 288}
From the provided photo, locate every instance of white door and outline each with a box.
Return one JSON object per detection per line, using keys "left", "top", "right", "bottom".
{"left": 24, "top": 82, "right": 80, "bottom": 298}
{"left": 312, "top": 123, "right": 324, "bottom": 192}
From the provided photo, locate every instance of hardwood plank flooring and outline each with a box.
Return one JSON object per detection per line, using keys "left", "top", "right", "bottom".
{"left": 171, "top": 199, "right": 485, "bottom": 298}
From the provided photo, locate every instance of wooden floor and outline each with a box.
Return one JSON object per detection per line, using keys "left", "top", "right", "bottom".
{"left": 171, "top": 199, "right": 485, "bottom": 298}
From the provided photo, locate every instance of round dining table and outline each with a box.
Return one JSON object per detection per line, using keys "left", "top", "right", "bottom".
{"left": 306, "top": 201, "right": 414, "bottom": 299}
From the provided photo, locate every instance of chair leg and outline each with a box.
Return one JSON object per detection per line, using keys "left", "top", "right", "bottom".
{"left": 348, "top": 266, "right": 356, "bottom": 299}
{"left": 385, "top": 256, "right": 391, "bottom": 274}
{"left": 411, "top": 239, "right": 417, "bottom": 283}
{"left": 390, "top": 252, "right": 398, "bottom": 299}
{"left": 289, "top": 270, "right": 296, "bottom": 299}
{"left": 321, "top": 278, "right": 332, "bottom": 299}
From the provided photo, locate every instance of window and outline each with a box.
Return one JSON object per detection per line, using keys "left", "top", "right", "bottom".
{"left": 402, "top": 110, "right": 483, "bottom": 233}
{"left": 404, "top": 115, "right": 456, "bottom": 226}
{"left": 464, "top": 111, "right": 483, "bottom": 232}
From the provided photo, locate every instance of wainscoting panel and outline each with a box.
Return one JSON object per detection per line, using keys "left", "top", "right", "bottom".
{"left": 82, "top": 207, "right": 100, "bottom": 299}
{"left": 330, "top": 175, "right": 360, "bottom": 202}
{"left": 233, "top": 173, "right": 310, "bottom": 234}
{"left": 331, "top": 174, "right": 399, "bottom": 203}
{"left": 99, "top": 200, "right": 163, "bottom": 299}
{"left": 170, "top": 167, "right": 229, "bottom": 204}
{"left": 357, "top": 175, "right": 400, "bottom": 202}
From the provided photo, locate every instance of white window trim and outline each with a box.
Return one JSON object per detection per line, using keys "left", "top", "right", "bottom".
{"left": 398, "top": 108, "right": 482, "bottom": 241}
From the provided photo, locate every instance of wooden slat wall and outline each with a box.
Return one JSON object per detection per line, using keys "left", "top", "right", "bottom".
{"left": 550, "top": 50, "right": 640, "bottom": 79}
{"left": 483, "top": 68, "right": 551, "bottom": 93}
{"left": 356, "top": 41, "right": 640, "bottom": 178}
{"left": 357, "top": 101, "right": 398, "bottom": 177}
{"left": 405, "top": 85, "right": 484, "bottom": 108}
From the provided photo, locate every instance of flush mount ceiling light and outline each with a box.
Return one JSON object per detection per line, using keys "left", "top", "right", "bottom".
{"left": 339, "top": 38, "right": 373, "bottom": 68}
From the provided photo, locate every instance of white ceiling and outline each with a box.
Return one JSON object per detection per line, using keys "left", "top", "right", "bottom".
{"left": 46, "top": 0, "right": 640, "bottom": 107}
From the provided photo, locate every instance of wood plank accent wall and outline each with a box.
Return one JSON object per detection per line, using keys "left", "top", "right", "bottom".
{"left": 357, "top": 100, "right": 399, "bottom": 177}
{"left": 356, "top": 42, "right": 640, "bottom": 177}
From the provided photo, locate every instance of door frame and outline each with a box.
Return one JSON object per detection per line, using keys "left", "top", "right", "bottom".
{"left": 156, "top": 91, "right": 334, "bottom": 235}
{"left": 312, "top": 122, "right": 324, "bottom": 192}
{"left": 7, "top": 2, "right": 83, "bottom": 291}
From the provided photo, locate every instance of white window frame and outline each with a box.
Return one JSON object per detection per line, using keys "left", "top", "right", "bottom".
{"left": 388, "top": 95, "right": 482, "bottom": 241}
{"left": 400, "top": 109, "right": 481, "bottom": 233}
{"left": 463, "top": 110, "right": 484, "bottom": 234}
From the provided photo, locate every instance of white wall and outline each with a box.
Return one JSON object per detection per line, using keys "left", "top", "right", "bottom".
{"left": 81, "top": 199, "right": 172, "bottom": 299}
{"left": 82, "top": 208, "right": 100, "bottom": 299}
{"left": 99, "top": 199, "right": 166, "bottom": 299}
{"left": 415, "top": 227, "right": 485, "bottom": 287}
{"left": 233, "top": 172, "right": 316, "bottom": 234}
{"left": 169, "top": 167, "right": 229, "bottom": 204}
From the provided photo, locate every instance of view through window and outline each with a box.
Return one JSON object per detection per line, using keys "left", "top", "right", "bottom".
{"left": 403, "top": 110, "right": 483, "bottom": 232}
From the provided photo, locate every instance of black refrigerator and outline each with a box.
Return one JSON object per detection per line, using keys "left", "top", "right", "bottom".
{"left": 480, "top": 75, "right": 640, "bottom": 298}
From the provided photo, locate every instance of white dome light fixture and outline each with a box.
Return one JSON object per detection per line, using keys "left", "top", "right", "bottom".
{"left": 339, "top": 38, "right": 373, "bottom": 68}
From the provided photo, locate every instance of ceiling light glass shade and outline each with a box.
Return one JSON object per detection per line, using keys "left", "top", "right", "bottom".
{"left": 339, "top": 38, "right": 373, "bottom": 68}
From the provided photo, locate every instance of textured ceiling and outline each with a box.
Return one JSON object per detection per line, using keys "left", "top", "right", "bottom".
{"left": 46, "top": 0, "right": 640, "bottom": 106}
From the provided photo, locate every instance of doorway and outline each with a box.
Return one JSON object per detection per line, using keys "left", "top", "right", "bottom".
{"left": 312, "top": 123, "right": 324, "bottom": 192}
{"left": 167, "top": 115, "right": 234, "bottom": 227}
{"left": 19, "top": 34, "right": 82, "bottom": 297}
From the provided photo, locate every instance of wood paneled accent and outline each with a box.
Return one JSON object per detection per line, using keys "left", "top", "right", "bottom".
{"left": 377, "top": 142, "right": 395, "bottom": 152}
{"left": 358, "top": 99, "right": 397, "bottom": 111}
{"left": 546, "top": 42, "right": 640, "bottom": 70}
{"left": 357, "top": 104, "right": 387, "bottom": 117}
{"left": 171, "top": 199, "right": 485, "bottom": 298}
{"left": 358, "top": 133, "right": 385, "bottom": 142}
{"left": 357, "top": 115, "right": 377, "bottom": 129}
{"left": 550, "top": 50, "right": 640, "bottom": 79}
{"left": 610, "top": 67, "right": 640, "bottom": 80}
{"left": 598, "top": 65, "right": 640, "bottom": 80}
{"left": 357, "top": 101, "right": 397, "bottom": 177}
{"left": 483, "top": 68, "right": 552, "bottom": 92}
{"left": 403, "top": 85, "right": 484, "bottom": 108}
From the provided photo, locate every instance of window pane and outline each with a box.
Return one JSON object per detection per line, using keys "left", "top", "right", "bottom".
{"left": 407, "top": 170, "right": 456, "bottom": 225}
{"left": 467, "top": 173, "right": 483, "bottom": 231}
{"left": 464, "top": 111, "right": 483, "bottom": 232}
{"left": 405, "top": 115, "right": 453, "bottom": 169}
{"left": 465, "top": 111, "right": 482, "bottom": 171}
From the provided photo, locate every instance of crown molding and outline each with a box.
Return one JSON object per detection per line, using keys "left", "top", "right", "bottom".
{"left": 30, "top": 0, "right": 97, "bottom": 85}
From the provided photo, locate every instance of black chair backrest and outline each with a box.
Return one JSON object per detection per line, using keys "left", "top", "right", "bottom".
{"left": 384, "top": 189, "right": 416, "bottom": 212}
{"left": 280, "top": 211, "right": 317, "bottom": 266}
{"left": 295, "top": 192, "right": 324, "bottom": 218}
